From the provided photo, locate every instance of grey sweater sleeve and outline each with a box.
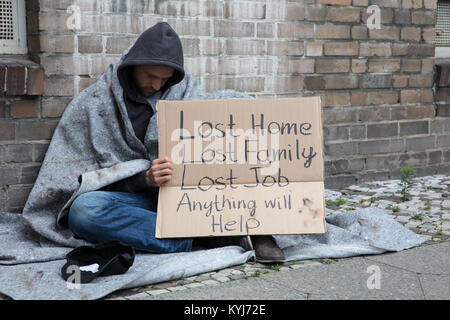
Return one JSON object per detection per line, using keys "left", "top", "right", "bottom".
{"left": 101, "top": 170, "right": 150, "bottom": 193}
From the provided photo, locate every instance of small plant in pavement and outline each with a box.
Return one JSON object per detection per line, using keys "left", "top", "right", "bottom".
{"left": 399, "top": 165, "right": 416, "bottom": 201}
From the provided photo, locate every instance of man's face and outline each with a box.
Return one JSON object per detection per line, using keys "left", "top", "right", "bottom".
{"left": 132, "top": 65, "right": 174, "bottom": 97}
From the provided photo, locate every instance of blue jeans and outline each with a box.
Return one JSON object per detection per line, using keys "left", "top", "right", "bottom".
{"left": 68, "top": 190, "right": 192, "bottom": 253}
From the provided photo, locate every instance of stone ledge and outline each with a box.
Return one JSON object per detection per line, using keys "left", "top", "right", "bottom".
{"left": 0, "top": 56, "right": 44, "bottom": 96}
{"left": 435, "top": 60, "right": 450, "bottom": 117}
{"left": 435, "top": 60, "right": 450, "bottom": 88}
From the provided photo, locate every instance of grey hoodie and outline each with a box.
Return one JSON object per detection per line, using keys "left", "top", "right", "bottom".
{"left": 103, "top": 22, "right": 185, "bottom": 193}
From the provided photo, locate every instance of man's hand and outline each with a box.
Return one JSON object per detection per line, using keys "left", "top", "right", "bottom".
{"left": 145, "top": 157, "right": 173, "bottom": 187}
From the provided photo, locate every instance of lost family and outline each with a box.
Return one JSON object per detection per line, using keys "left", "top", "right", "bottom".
{"left": 173, "top": 110, "right": 318, "bottom": 167}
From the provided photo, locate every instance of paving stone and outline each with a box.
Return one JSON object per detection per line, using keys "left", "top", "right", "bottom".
{"left": 443, "top": 200, "right": 450, "bottom": 208}
{"left": 396, "top": 216, "right": 410, "bottom": 223}
{"left": 184, "top": 275, "right": 197, "bottom": 282}
{"left": 201, "top": 279, "right": 219, "bottom": 286}
{"left": 215, "top": 276, "right": 230, "bottom": 283}
{"left": 125, "top": 292, "right": 151, "bottom": 300}
{"left": 147, "top": 289, "right": 170, "bottom": 296}
{"left": 229, "top": 273, "right": 247, "bottom": 280}
{"left": 405, "top": 220, "right": 422, "bottom": 228}
{"left": 167, "top": 286, "right": 187, "bottom": 292}
{"left": 184, "top": 282, "right": 205, "bottom": 289}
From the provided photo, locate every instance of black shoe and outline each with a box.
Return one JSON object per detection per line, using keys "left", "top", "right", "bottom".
{"left": 193, "top": 236, "right": 252, "bottom": 252}
{"left": 251, "top": 235, "right": 285, "bottom": 263}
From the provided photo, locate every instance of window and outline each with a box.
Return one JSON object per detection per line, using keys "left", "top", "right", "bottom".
{"left": 0, "top": 0, "right": 27, "bottom": 54}
{"left": 436, "top": 0, "right": 450, "bottom": 58}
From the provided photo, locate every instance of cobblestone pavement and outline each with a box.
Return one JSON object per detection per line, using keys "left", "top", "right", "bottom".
{"left": 103, "top": 174, "right": 449, "bottom": 300}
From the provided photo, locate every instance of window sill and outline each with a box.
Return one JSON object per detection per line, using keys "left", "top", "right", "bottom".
{"left": 435, "top": 60, "right": 450, "bottom": 117}
{"left": 0, "top": 55, "right": 44, "bottom": 96}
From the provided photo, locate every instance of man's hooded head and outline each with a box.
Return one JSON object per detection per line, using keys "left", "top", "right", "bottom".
{"left": 117, "top": 22, "right": 185, "bottom": 103}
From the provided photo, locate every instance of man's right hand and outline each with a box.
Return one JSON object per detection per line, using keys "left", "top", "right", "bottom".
{"left": 145, "top": 157, "right": 173, "bottom": 187}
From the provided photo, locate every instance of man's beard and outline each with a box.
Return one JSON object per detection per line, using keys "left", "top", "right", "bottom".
{"left": 139, "top": 86, "right": 156, "bottom": 97}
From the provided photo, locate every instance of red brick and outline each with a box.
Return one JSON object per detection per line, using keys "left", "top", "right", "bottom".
{"left": 324, "top": 42, "right": 359, "bottom": 56}
{"left": 10, "top": 99, "right": 39, "bottom": 119}
{"left": 351, "top": 91, "right": 366, "bottom": 105}
{"left": 411, "top": 11, "right": 435, "bottom": 25}
{"left": 326, "top": 7, "right": 361, "bottom": 23}
{"left": 43, "top": 77, "right": 75, "bottom": 96}
{"left": 26, "top": 65, "right": 44, "bottom": 95}
{"left": 79, "top": 35, "right": 104, "bottom": 53}
{"left": 360, "top": 42, "right": 391, "bottom": 57}
{"left": 0, "top": 101, "right": 5, "bottom": 118}
{"left": 393, "top": 43, "right": 410, "bottom": 56}
{"left": 306, "top": 41, "right": 323, "bottom": 56}
{"left": 0, "top": 65, "right": 5, "bottom": 95}
{"left": 422, "top": 27, "right": 436, "bottom": 43}
{"left": 401, "top": 59, "right": 421, "bottom": 73}
{"left": 268, "top": 40, "right": 304, "bottom": 56}
{"left": 400, "top": 90, "right": 420, "bottom": 104}
{"left": 214, "top": 20, "right": 254, "bottom": 37}
{"left": 420, "top": 89, "right": 434, "bottom": 103}
{"left": 352, "top": 59, "right": 367, "bottom": 73}
{"left": 224, "top": 39, "right": 266, "bottom": 55}
{"left": 305, "top": 76, "right": 325, "bottom": 90}
{"left": 409, "top": 74, "right": 434, "bottom": 87}
{"left": 402, "top": 0, "right": 423, "bottom": 8}
{"left": 368, "top": 58, "right": 401, "bottom": 73}
{"left": 423, "top": 0, "right": 437, "bottom": 9}
{"left": 367, "top": 91, "right": 399, "bottom": 105}
{"left": 6, "top": 64, "right": 26, "bottom": 96}
{"left": 393, "top": 75, "right": 408, "bottom": 88}
{"left": 316, "top": 24, "right": 350, "bottom": 39}
{"left": 401, "top": 27, "right": 421, "bottom": 41}
{"left": 0, "top": 123, "right": 15, "bottom": 140}
{"left": 406, "top": 105, "right": 435, "bottom": 119}
{"left": 353, "top": 0, "right": 369, "bottom": 6}
{"left": 225, "top": 2, "right": 265, "bottom": 19}
{"left": 41, "top": 97, "right": 71, "bottom": 118}
{"left": 320, "top": 92, "right": 350, "bottom": 107}
{"left": 316, "top": 59, "right": 350, "bottom": 73}
{"left": 17, "top": 121, "right": 58, "bottom": 140}
{"left": 324, "top": 75, "right": 359, "bottom": 89}
{"left": 283, "top": 4, "right": 306, "bottom": 21}
{"left": 369, "top": 26, "right": 400, "bottom": 40}
{"left": 436, "top": 63, "right": 450, "bottom": 87}
{"left": 277, "top": 22, "right": 314, "bottom": 38}
{"left": 435, "top": 88, "right": 448, "bottom": 102}
{"left": 273, "top": 76, "right": 304, "bottom": 92}
{"left": 278, "top": 58, "right": 315, "bottom": 74}
{"left": 323, "top": 106, "right": 357, "bottom": 124}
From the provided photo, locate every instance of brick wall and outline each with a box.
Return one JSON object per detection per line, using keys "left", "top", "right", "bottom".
{"left": 1, "top": 0, "right": 449, "bottom": 212}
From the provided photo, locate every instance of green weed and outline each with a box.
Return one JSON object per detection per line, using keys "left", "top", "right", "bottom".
{"left": 399, "top": 165, "right": 416, "bottom": 201}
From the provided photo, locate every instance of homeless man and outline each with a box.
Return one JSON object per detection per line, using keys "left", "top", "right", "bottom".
{"left": 59, "top": 22, "right": 285, "bottom": 262}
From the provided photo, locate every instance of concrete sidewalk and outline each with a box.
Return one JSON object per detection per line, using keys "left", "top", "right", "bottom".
{"left": 120, "top": 241, "right": 450, "bottom": 300}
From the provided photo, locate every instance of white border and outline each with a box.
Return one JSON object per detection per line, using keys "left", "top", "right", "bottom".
{"left": 436, "top": 47, "right": 450, "bottom": 58}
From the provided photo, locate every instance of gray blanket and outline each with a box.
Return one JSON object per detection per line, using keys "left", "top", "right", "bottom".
{"left": 0, "top": 50, "right": 425, "bottom": 300}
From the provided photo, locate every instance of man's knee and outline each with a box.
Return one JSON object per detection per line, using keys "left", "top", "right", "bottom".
{"left": 68, "top": 191, "right": 108, "bottom": 234}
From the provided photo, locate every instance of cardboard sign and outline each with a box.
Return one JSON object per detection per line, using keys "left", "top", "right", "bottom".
{"left": 156, "top": 97, "right": 326, "bottom": 238}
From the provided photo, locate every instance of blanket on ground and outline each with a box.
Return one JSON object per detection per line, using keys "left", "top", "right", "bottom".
{"left": 0, "top": 48, "right": 425, "bottom": 300}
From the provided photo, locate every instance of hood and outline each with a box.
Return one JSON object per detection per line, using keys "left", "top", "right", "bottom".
{"left": 117, "top": 22, "right": 185, "bottom": 104}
